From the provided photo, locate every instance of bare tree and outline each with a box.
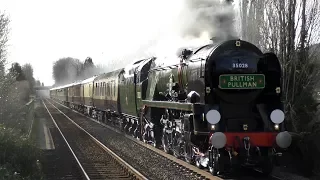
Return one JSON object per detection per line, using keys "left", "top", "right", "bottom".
{"left": 239, "top": 0, "right": 320, "bottom": 132}
{"left": 0, "top": 12, "right": 9, "bottom": 67}
{"left": 0, "top": 12, "right": 31, "bottom": 125}
{"left": 52, "top": 57, "right": 82, "bottom": 85}
{"left": 52, "top": 57, "right": 102, "bottom": 86}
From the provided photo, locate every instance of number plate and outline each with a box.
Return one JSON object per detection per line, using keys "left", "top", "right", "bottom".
{"left": 219, "top": 74, "right": 265, "bottom": 89}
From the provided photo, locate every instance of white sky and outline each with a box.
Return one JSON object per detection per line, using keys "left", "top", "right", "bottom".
{"left": 1, "top": 0, "right": 184, "bottom": 86}
{"left": 3, "top": 0, "right": 316, "bottom": 87}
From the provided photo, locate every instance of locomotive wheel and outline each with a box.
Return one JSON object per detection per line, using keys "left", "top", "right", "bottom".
{"left": 133, "top": 128, "right": 139, "bottom": 139}
{"left": 209, "top": 149, "right": 223, "bottom": 175}
{"left": 120, "top": 118, "right": 125, "bottom": 132}
{"left": 142, "top": 134, "right": 147, "bottom": 143}
{"left": 209, "top": 165, "right": 218, "bottom": 176}
{"left": 151, "top": 137, "right": 157, "bottom": 147}
{"left": 142, "top": 132, "right": 148, "bottom": 144}
{"left": 162, "top": 132, "right": 172, "bottom": 154}
{"left": 195, "top": 157, "right": 204, "bottom": 169}
{"left": 173, "top": 147, "right": 180, "bottom": 158}
{"left": 172, "top": 134, "right": 182, "bottom": 158}
{"left": 183, "top": 142, "right": 194, "bottom": 164}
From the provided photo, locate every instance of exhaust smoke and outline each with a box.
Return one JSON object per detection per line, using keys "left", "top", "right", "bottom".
{"left": 149, "top": 0, "right": 238, "bottom": 59}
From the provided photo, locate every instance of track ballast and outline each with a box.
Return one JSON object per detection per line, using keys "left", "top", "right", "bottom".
{"left": 43, "top": 99, "right": 147, "bottom": 180}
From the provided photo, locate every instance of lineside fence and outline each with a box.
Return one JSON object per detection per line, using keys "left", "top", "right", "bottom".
{"left": 25, "top": 98, "right": 35, "bottom": 138}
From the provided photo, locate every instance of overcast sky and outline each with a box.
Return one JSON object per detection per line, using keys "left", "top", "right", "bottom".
{"left": 1, "top": 0, "right": 188, "bottom": 86}
{"left": 5, "top": 0, "right": 316, "bottom": 87}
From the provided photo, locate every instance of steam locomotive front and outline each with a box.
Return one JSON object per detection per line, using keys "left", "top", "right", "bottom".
{"left": 204, "top": 40, "right": 291, "bottom": 155}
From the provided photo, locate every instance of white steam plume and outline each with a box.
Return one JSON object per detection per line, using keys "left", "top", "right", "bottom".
{"left": 105, "top": 0, "right": 238, "bottom": 70}
{"left": 146, "top": 0, "right": 238, "bottom": 59}
{"left": 177, "top": 0, "right": 236, "bottom": 41}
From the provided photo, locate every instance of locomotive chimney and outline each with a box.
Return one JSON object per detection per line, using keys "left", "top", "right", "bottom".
{"left": 210, "top": 37, "right": 224, "bottom": 43}
{"left": 210, "top": 37, "right": 218, "bottom": 42}
{"left": 210, "top": 36, "right": 240, "bottom": 43}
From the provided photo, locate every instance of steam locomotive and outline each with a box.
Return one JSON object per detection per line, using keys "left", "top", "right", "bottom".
{"left": 50, "top": 39, "right": 292, "bottom": 176}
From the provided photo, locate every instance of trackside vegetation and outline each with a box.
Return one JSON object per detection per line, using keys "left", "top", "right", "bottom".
{"left": 0, "top": 12, "right": 44, "bottom": 179}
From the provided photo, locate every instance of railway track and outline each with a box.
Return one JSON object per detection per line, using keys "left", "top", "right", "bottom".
{"left": 35, "top": 99, "right": 84, "bottom": 180}
{"left": 47, "top": 98, "right": 285, "bottom": 180}
{"left": 42, "top": 99, "right": 147, "bottom": 180}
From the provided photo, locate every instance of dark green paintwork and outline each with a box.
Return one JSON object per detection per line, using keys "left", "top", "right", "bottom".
{"left": 119, "top": 72, "right": 137, "bottom": 116}
{"left": 142, "top": 100, "right": 193, "bottom": 111}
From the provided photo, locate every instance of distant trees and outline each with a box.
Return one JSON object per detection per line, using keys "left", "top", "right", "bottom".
{"left": 35, "top": 80, "right": 41, "bottom": 86}
{"left": 22, "top": 63, "right": 35, "bottom": 88}
{"left": 52, "top": 56, "right": 99, "bottom": 85}
{"left": 9, "top": 62, "right": 26, "bottom": 81}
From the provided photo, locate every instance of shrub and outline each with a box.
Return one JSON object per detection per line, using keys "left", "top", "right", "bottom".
{"left": 0, "top": 125, "right": 43, "bottom": 179}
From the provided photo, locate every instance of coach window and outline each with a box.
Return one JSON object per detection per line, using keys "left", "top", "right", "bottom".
{"left": 107, "top": 82, "right": 110, "bottom": 96}
{"left": 95, "top": 83, "right": 98, "bottom": 96}
{"left": 102, "top": 82, "right": 104, "bottom": 96}
{"left": 96, "top": 83, "right": 98, "bottom": 96}
{"left": 97, "top": 84, "right": 99, "bottom": 96}
{"left": 100, "top": 82, "right": 102, "bottom": 96}
{"left": 103, "top": 82, "right": 105, "bottom": 96}
{"left": 111, "top": 81, "right": 114, "bottom": 97}
{"left": 113, "top": 81, "right": 116, "bottom": 97}
{"left": 104, "top": 82, "right": 107, "bottom": 96}
{"left": 105, "top": 82, "right": 107, "bottom": 96}
{"left": 109, "top": 82, "right": 111, "bottom": 96}
{"left": 106, "top": 82, "right": 109, "bottom": 96}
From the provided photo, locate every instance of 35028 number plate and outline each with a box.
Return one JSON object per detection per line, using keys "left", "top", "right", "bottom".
{"left": 219, "top": 74, "right": 265, "bottom": 89}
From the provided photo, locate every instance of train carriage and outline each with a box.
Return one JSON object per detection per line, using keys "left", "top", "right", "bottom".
{"left": 93, "top": 70, "right": 122, "bottom": 112}
{"left": 49, "top": 88, "right": 56, "bottom": 99}
{"left": 92, "top": 69, "right": 123, "bottom": 121}
{"left": 81, "top": 76, "right": 97, "bottom": 114}
{"left": 52, "top": 84, "right": 69, "bottom": 103}
{"left": 72, "top": 82, "right": 82, "bottom": 109}
{"left": 66, "top": 81, "right": 81, "bottom": 109}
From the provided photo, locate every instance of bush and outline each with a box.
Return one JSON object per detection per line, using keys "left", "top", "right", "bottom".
{"left": 0, "top": 125, "right": 43, "bottom": 179}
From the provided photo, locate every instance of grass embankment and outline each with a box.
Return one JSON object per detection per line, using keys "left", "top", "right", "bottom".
{"left": 0, "top": 100, "right": 43, "bottom": 180}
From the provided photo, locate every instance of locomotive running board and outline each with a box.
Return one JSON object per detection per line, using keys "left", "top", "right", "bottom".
{"left": 142, "top": 100, "right": 195, "bottom": 111}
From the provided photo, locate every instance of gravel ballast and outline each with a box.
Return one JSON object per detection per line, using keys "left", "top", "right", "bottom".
{"left": 49, "top": 100, "right": 208, "bottom": 180}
